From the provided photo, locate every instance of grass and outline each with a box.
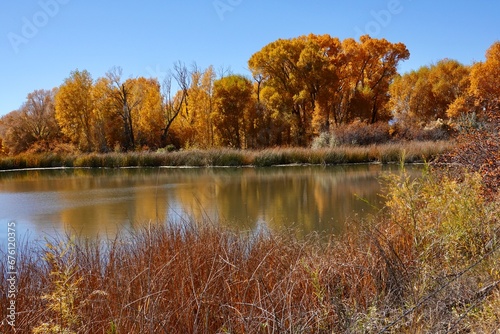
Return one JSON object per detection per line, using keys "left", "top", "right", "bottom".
{"left": 0, "top": 141, "right": 453, "bottom": 171}
{"left": 1, "top": 167, "right": 499, "bottom": 333}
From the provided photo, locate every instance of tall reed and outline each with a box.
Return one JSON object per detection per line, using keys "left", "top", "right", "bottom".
{"left": 0, "top": 141, "right": 452, "bottom": 170}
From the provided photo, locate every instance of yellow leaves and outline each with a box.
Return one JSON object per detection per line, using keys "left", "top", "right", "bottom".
{"left": 470, "top": 41, "right": 500, "bottom": 101}
{"left": 391, "top": 41, "right": 500, "bottom": 126}
{"left": 249, "top": 34, "right": 409, "bottom": 145}
{"left": 130, "top": 77, "right": 163, "bottom": 148}
{"left": 446, "top": 95, "right": 468, "bottom": 119}
{"left": 55, "top": 70, "right": 94, "bottom": 151}
{"left": 175, "top": 65, "right": 216, "bottom": 148}
{"left": 389, "top": 59, "right": 470, "bottom": 123}
{"left": 212, "top": 75, "right": 254, "bottom": 148}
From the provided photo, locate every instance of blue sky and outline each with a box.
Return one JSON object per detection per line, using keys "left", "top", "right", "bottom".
{"left": 1, "top": 0, "right": 498, "bottom": 116}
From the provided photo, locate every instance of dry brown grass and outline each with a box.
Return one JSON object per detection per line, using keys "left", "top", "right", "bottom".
{"left": 0, "top": 141, "right": 452, "bottom": 170}
{"left": 1, "top": 166, "right": 498, "bottom": 333}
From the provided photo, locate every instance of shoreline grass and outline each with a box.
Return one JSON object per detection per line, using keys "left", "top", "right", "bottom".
{"left": 1, "top": 168, "right": 498, "bottom": 333}
{"left": 0, "top": 141, "right": 452, "bottom": 171}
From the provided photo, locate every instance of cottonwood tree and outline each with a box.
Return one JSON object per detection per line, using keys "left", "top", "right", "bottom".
{"left": 132, "top": 77, "right": 164, "bottom": 149}
{"left": 212, "top": 74, "right": 254, "bottom": 148}
{"left": 92, "top": 72, "right": 164, "bottom": 151}
{"left": 350, "top": 36, "right": 410, "bottom": 124}
{"left": 249, "top": 36, "right": 317, "bottom": 146}
{"left": 469, "top": 41, "right": 500, "bottom": 103}
{"left": 189, "top": 64, "right": 216, "bottom": 148}
{"left": 447, "top": 42, "right": 500, "bottom": 122}
{"left": 55, "top": 70, "right": 95, "bottom": 151}
{"left": 173, "top": 65, "right": 217, "bottom": 148}
{"left": 390, "top": 59, "right": 470, "bottom": 123}
{"left": 91, "top": 77, "right": 124, "bottom": 151}
{"left": 249, "top": 34, "right": 409, "bottom": 145}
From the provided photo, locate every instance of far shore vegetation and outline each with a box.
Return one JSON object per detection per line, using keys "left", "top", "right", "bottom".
{"left": 1, "top": 38, "right": 499, "bottom": 166}
{"left": 0, "top": 141, "right": 452, "bottom": 171}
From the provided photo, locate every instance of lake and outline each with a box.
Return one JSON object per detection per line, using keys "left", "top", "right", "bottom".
{"left": 0, "top": 164, "right": 419, "bottom": 241}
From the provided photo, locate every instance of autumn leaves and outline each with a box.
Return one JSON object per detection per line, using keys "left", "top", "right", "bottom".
{"left": 248, "top": 34, "right": 409, "bottom": 146}
{"left": 1, "top": 34, "right": 499, "bottom": 155}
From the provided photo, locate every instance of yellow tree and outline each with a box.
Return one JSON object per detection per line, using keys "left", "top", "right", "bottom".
{"left": 428, "top": 59, "right": 470, "bottom": 118}
{"left": 55, "top": 70, "right": 95, "bottom": 151}
{"left": 390, "top": 59, "right": 470, "bottom": 122}
{"left": 249, "top": 34, "right": 409, "bottom": 145}
{"left": 193, "top": 65, "right": 216, "bottom": 147}
{"left": 311, "top": 34, "right": 343, "bottom": 132}
{"left": 389, "top": 67, "right": 434, "bottom": 123}
{"left": 249, "top": 36, "right": 322, "bottom": 146}
{"left": 297, "top": 35, "right": 339, "bottom": 135}
{"left": 106, "top": 67, "right": 162, "bottom": 151}
{"left": 349, "top": 35, "right": 410, "bottom": 124}
{"left": 91, "top": 77, "right": 123, "bottom": 151}
{"left": 106, "top": 67, "right": 137, "bottom": 150}
{"left": 470, "top": 41, "right": 500, "bottom": 102}
{"left": 212, "top": 75, "right": 254, "bottom": 148}
{"left": 173, "top": 64, "right": 213, "bottom": 148}
{"left": 132, "top": 77, "right": 164, "bottom": 149}
{"left": 447, "top": 41, "right": 500, "bottom": 119}
{"left": 168, "top": 65, "right": 221, "bottom": 149}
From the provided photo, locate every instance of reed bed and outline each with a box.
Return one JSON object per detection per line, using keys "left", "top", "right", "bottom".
{"left": 0, "top": 141, "right": 452, "bottom": 170}
{"left": 1, "top": 167, "right": 498, "bottom": 333}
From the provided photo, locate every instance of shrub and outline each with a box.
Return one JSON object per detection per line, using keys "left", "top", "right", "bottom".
{"left": 436, "top": 99, "right": 499, "bottom": 198}
{"left": 311, "top": 132, "right": 331, "bottom": 149}
{"left": 391, "top": 119, "right": 453, "bottom": 141}
{"left": 312, "top": 121, "right": 392, "bottom": 148}
{"left": 333, "top": 121, "right": 392, "bottom": 146}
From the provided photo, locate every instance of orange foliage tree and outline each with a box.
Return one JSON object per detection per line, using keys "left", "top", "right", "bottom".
{"left": 389, "top": 59, "right": 470, "bottom": 123}
{"left": 172, "top": 65, "right": 214, "bottom": 148}
{"left": 212, "top": 75, "right": 255, "bottom": 148}
{"left": 7, "top": 38, "right": 500, "bottom": 154}
{"left": 249, "top": 34, "right": 409, "bottom": 146}
{"left": 55, "top": 70, "right": 95, "bottom": 151}
{"left": 435, "top": 42, "right": 500, "bottom": 199}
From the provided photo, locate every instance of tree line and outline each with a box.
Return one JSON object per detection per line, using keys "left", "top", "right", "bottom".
{"left": 1, "top": 35, "right": 498, "bottom": 155}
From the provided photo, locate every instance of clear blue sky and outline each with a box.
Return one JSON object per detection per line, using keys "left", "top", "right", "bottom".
{"left": 1, "top": 0, "right": 498, "bottom": 116}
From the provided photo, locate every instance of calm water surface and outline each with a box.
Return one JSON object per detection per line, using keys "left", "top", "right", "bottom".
{"left": 0, "top": 165, "right": 420, "bottom": 241}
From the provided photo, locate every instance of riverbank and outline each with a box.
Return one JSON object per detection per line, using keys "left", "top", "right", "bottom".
{"left": 0, "top": 141, "right": 452, "bottom": 170}
{"left": 1, "top": 168, "right": 498, "bottom": 333}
